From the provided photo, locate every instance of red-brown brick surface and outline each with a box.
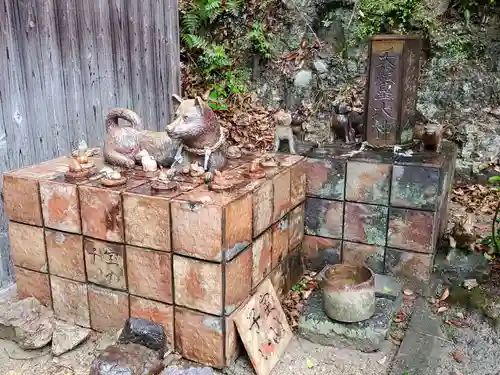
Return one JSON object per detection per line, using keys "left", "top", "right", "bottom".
{"left": 251, "top": 179, "right": 274, "bottom": 238}
{"left": 173, "top": 255, "right": 222, "bottom": 315}
{"left": 272, "top": 215, "right": 289, "bottom": 268}
{"left": 271, "top": 169, "right": 291, "bottom": 222}
{"left": 171, "top": 185, "right": 252, "bottom": 262}
{"left": 84, "top": 238, "right": 126, "bottom": 290}
{"left": 46, "top": 230, "right": 85, "bottom": 282}
{"left": 127, "top": 246, "right": 172, "bottom": 303}
{"left": 79, "top": 179, "right": 146, "bottom": 242}
{"left": 88, "top": 284, "right": 129, "bottom": 332}
{"left": 51, "top": 276, "right": 90, "bottom": 327}
{"left": 3, "top": 175, "right": 43, "bottom": 226}
{"left": 15, "top": 267, "right": 52, "bottom": 307}
{"left": 225, "top": 246, "right": 252, "bottom": 315}
{"left": 289, "top": 204, "right": 305, "bottom": 250}
{"left": 175, "top": 307, "right": 224, "bottom": 368}
{"left": 123, "top": 183, "right": 182, "bottom": 252}
{"left": 251, "top": 229, "right": 272, "bottom": 288}
{"left": 8, "top": 222, "right": 46, "bottom": 272}
{"left": 130, "top": 296, "right": 174, "bottom": 348}
{"left": 284, "top": 156, "right": 306, "bottom": 207}
{"left": 40, "top": 180, "right": 81, "bottom": 233}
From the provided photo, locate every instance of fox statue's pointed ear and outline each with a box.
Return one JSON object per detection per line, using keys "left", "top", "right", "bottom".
{"left": 172, "top": 94, "right": 182, "bottom": 104}
{"left": 195, "top": 96, "right": 206, "bottom": 112}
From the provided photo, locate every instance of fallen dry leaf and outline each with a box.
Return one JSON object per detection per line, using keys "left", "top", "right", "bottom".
{"left": 452, "top": 349, "right": 467, "bottom": 363}
{"left": 437, "top": 306, "right": 449, "bottom": 313}
{"left": 391, "top": 338, "right": 402, "bottom": 345}
{"left": 440, "top": 287, "right": 450, "bottom": 302}
{"left": 445, "top": 319, "right": 469, "bottom": 328}
{"left": 403, "top": 289, "right": 414, "bottom": 296}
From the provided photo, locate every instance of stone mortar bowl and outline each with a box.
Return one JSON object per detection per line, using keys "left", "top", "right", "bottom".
{"left": 321, "top": 264, "right": 375, "bottom": 323}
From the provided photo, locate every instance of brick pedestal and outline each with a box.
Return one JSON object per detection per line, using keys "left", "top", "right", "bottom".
{"left": 3, "top": 152, "right": 306, "bottom": 369}
{"left": 303, "top": 141, "right": 457, "bottom": 284}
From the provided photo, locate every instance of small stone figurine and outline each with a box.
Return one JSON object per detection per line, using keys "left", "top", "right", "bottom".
{"left": 100, "top": 167, "right": 127, "bottom": 187}
{"left": 421, "top": 123, "right": 444, "bottom": 152}
{"left": 136, "top": 149, "right": 158, "bottom": 172}
{"left": 273, "top": 110, "right": 297, "bottom": 154}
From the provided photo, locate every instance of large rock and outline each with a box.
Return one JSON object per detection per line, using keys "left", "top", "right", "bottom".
{"left": 90, "top": 343, "right": 164, "bottom": 375}
{"left": 118, "top": 317, "right": 166, "bottom": 358}
{"left": 52, "top": 321, "right": 90, "bottom": 356}
{"left": 434, "top": 248, "right": 491, "bottom": 285}
{"left": 0, "top": 297, "right": 54, "bottom": 349}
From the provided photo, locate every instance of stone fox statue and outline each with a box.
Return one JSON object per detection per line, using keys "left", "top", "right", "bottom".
{"left": 103, "top": 107, "right": 179, "bottom": 168}
{"left": 165, "top": 95, "right": 228, "bottom": 173}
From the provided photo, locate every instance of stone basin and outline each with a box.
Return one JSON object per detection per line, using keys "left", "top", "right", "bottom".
{"left": 321, "top": 264, "right": 375, "bottom": 323}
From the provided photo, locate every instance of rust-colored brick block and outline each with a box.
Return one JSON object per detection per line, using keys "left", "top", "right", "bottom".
{"left": 3, "top": 157, "right": 71, "bottom": 225}
{"left": 127, "top": 246, "right": 172, "bottom": 304}
{"left": 171, "top": 185, "right": 252, "bottom": 262}
{"left": 289, "top": 204, "right": 305, "bottom": 250}
{"left": 40, "top": 179, "right": 81, "bottom": 233}
{"left": 268, "top": 263, "right": 286, "bottom": 300}
{"left": 302, "top": 235, "right": 341, "bottom": 272}
{"left": 285, "top": 248, "right": 304, "bottom": 291}
{"left": 270, "top": 168, "right": 291, "bottom": 223}
{"left": 130, "top": 296, "right": 174, "bottom": 348}
{"left": 272, "top": 215, "right": 289, "bottom": 268}
{"left": 3, "top": 175, "right": 42, "bottom": 226}
{"left": 8, "top": 222, "right": 47, "bottom": 272}
{"left": 283, "top": 155, "right": 307, "bottom": 206}
{"left": 79, "top": 179, "right": 147, "bottom": 242}
{"left": 84, "top": 238, "right": 126, "bottom": 290}
{"left": 173, "top": 255, "right": 222, "bottom": 315}
{"left": 252, "top": 228, "right": 272, "bottom": 288}
{"left": 123, "top": 183, "right": 188, "bottom": 252}
{"left": 175, "top": 307, "right": 225, "bottom": 368}
{"left": 46, "top": 230, "right": 85, "bottom": 282}
{"left": 88, "top": 284, "right": 129, "bottom": 332}
{"left": 225, "top": 312, "right": 241, "bottom": 366}
{"left": 251, "top": 179, "right": 274, "bottom": 238}
{"left": 385, "top": 248, "right": 433, "bottom": 282}
{"left": 225, "top": 245, "right": 252, "bottom": 315}
{"left": 342, "top": 241, "right": 384, "bottom": 274}
{"left": 15, "top": 267, "right": 52, "bottom": 307}
{"left": 51, "top": 275, "right": 90, "bottom": 327}
{"left": 388, "top": 208, "right": 436, "bottom": 253}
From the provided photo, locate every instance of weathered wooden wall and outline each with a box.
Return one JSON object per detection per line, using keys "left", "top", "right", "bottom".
{"left": 0, "top": 0, "right": 181, "bottom": 290}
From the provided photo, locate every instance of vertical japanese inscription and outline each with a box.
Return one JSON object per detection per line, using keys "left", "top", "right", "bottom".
{"left": 84, "top": 238, "right": 126, "bottom": 290}
{"left": 400, "top": 41, "right": 421, "bottom": 143}
{"left": 365, "top": 39, "right": 404, "bottom": 146}
{"left": 233, "top": 279, "right": 293, "bottom": 375}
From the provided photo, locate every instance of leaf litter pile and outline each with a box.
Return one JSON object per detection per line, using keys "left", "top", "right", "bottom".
{"left": 281, "top": 272, "right": 318, "bottom": 329}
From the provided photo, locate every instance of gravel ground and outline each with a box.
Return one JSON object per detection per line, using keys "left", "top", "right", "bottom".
{"left": 436, "top": 307, "right": 500, "bottom": 375}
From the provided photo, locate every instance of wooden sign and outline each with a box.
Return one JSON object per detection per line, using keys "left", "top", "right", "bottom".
{"left": 233, "top": 279, "right": 293, "bottom": 375}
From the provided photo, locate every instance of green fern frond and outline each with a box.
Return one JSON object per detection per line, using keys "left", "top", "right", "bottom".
{"left": 182, "top": 34, "right": 209, "bottom": 50}
{"left": 182, "top": 12, "right": 201, "bottom": 34}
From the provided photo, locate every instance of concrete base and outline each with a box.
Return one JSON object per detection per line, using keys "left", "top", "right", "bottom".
{"left": 298, "top": 273, "right": 402, "bottom": 352}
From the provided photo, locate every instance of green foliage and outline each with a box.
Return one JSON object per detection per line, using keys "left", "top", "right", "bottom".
{"left": 482, "top": 176, "right": 500, "bottom": 254}
{"left": 180, "top": 0, "right": 273, "bottom": 109}
{"left": 246, "top": 22, "right": 272, "bottom": 59}
{"left": 452, "top": 0, "right": 496, "bottom": 25}
{"left": 291, "top": 279, "right": 309, "bottom": 296}
{"left": 355, "top": 0, "right": 436, "bottom": 40}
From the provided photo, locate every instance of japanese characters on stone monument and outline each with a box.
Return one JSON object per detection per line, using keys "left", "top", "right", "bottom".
{"left": 364, "top": 35, "right": 422, "bottom": 146}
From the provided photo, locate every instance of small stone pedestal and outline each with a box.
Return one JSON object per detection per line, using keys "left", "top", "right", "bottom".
{"left": 302, "top": 141, "right": 457, "bottom": 284}
{"left": 298, "top": 273, "right": 402, "bottom": 352}
{"left": 3, "top": 152, "right": 307, "bottom": 369}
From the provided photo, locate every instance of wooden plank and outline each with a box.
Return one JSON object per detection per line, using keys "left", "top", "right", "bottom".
{"left": 233, "top": 279, "right": 293, "bottom": 375}
{"left": 127, "top": 0, "right": 146, "bottom": 126}
{"left": 56, "top": 0, "right": 88, "bottom": 150}
{"left": 75, "top": 0, "right": 103, "bottom": 147}
{"left": 109, "top": 0, "right": 133, "bottom": 110}
{"left": 94, "top": 0, "right": 116, "bottom": 142}
{"left": 139, "top": 0, "right": 156, "bottom": 130}
{"left": 165, "top": 0, "right": 181, "bottom": 120}
{"left": 8, "top": 0, "right": 42, "bottom": 166}
{"left": 153, "top": 0, "right": 169, "bottom": 130}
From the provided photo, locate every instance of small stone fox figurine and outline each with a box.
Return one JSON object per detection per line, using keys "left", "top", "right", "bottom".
{"left": 421, "top": 123, "right": 444, "bottom": 152}
{"left": 273, "top": 110, "right": 297, "bottom": 154}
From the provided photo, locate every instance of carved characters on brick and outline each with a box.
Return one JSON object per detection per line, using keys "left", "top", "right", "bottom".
{"left": 372, "top": 49, "right": 397, "bottom": 141}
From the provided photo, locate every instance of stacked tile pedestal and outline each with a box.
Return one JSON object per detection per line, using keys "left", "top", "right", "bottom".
{"left": 302, "top": 141, "right": 457, "bottom": 284}
{"left": 3, "top": 153, "right": 306, "bottom": 369}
